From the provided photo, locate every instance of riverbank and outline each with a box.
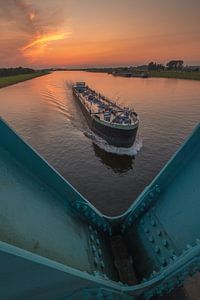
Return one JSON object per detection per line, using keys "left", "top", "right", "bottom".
{"left": 148, "top": 70, "right": 200, "bottom": 80}
{"left": 84, "top": 68, "right": 200, "bottom": 81}
{"left": 0, "top": 72, "right": 50, "bottom": 88}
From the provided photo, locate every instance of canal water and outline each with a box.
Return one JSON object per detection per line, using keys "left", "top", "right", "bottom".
{"left": 0, "top": 71, "right": 199, "bottom": 216}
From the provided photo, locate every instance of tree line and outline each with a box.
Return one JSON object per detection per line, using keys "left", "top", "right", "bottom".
{"left": 0, "top": 67, "right": 35, "bottom": 77}
{"left": 148, "top": 60, "right": 184, "bottom": 71}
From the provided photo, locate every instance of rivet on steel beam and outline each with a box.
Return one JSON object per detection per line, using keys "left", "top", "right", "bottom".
{"left": 169, "top": 249, "right": 175, "bottom": 256}
{"left": 162, "top": 239, "right": 168, "bottom": 247}
{"left": 149, "top": 192, "right": 154, "bottom": 198}
{"left": 103, "top": 223, "right": 107, "bottom": 229}
{"left": 94, "top": 257, "right": 98, "bottom": 267}
{"left": 98, "top": 249, "right": 102, "bottom": 257}
{"left": 161, "top": 257, "right": 167, "bottom": 266}
{"left": 157, "top": 229, "right": 161, "bottom": 236}
{"left": 152, "top": 270, "right": 157, "bottom": 276}
{"left": 108, "top": 228, "right": 112, "bottom": 236}
{"left": 167, "top": 286, "right": 174, "bottom": 294}
{"left": 100, "top": 260, "right": 105, "bottom": 269}
{"left": 122, "top": 224, "right": 126, "bottom": 230}
{"left": 83, "top": 205, "right": 87, "bottom": 211}
{"left": 85, "top": 210, "right": 90, "bottom": 217}
{"left": 92, "top": 245, "right": 97, "bottom": 253}
{"left": 149, "top": 236, "right": 154, "bottom": 243}
{"left": 155, "top": 185, "right": 161, "bottom": 193}
{"left": 93, "top": 219, "right": 99, "bottom": 226}
{"left": 186, "top": 244, "right": 192, "bottom": 250}
{"left": 90, "top": 234, "right": 95, "bottom": 242}
{"left": 75, "top": 202, "right": 81, "bottom": 209}
{"left": 128, "top": 219, "right": 132, "bottom": 226}
{"left": 91, "top": 212, "right": 95, "bottom": 218}
{"left": 171, "top": 255, "right": 177, "bottom": 260}
{"left": 176, "top": 280, "right": 183, "bottom": 288}
{"left": 155, "top": 246, "right": 160, "bottom": 254}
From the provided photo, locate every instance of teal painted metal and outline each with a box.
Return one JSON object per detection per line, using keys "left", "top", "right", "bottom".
{"left": 0, "top": 117, "right": 200, "bottom": 299}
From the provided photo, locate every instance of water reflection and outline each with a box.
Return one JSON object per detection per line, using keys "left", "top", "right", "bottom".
{"left": 0, "top": 71, "right": 200, "bottom": 215}
{"left": 92, "top": 142, "right": 134, "bottom": 174}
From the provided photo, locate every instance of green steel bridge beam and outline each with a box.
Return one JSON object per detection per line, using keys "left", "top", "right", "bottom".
{"left": 0, "top": 117, "right": 199, "bottom": 299}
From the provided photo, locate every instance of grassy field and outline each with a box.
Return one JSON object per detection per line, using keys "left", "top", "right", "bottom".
{"left": 147, "top": 71, "right": 200, "bottom": 80}
{"left": 0, "top": 72, "right": 49, "bottom": 88}
{"left": 85, "top": 68, "right": 200, "bottom": 80}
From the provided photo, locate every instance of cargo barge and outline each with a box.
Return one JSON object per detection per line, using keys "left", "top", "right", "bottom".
{"left": 72, "top": 82, "right": 139, "bottom": 148}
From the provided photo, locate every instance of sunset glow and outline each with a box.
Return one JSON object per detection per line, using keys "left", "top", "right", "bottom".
{"left": 21, "top": 32, "right": 71, "bottom": 58}
{"left": 22, "top": 33, "right": 71, "bottom": 51}
{"left": 0, "top": 0, "right": 199, "bottom": 68}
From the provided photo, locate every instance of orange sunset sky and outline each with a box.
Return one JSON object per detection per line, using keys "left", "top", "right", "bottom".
{"left": 0, "top": 0, "right": 200, "bottom": 68}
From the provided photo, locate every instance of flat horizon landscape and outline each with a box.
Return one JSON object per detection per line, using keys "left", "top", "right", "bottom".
{"left": 0, "top": 1, "right": 200, "bottom": 299}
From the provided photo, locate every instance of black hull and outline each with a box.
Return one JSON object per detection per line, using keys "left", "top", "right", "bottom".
{"left": 73, "top": 91, "right": 138, "bottom": 148}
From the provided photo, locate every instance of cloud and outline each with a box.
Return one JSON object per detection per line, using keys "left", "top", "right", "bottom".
{"left": 22, "top": 33, "right": 71, "bottom": 51}
{"left": 0, "top": 0, "right": 70, "bottom": 66}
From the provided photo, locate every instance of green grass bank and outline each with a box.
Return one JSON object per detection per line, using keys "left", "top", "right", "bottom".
{"left": 84, "top": 68, "right": 200, "bottom": 81}
{"left": 147, "top": 71, "right": 200, "bottom": 80}
{"left": 0, "top": 72, "right": 49, "bottom": 88}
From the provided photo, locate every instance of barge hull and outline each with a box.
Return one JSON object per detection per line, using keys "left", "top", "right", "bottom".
{"left": 73, "top": 90, "right": 138, "bottom": 148}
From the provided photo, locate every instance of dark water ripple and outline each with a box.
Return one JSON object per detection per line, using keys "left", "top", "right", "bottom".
{"left": 0, "top": 71, "right": 199, "bottom": 216}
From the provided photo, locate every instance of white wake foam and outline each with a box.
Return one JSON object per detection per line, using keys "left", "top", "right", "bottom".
{"left": 83, "top": 130, "right": 143, "bottom": 156}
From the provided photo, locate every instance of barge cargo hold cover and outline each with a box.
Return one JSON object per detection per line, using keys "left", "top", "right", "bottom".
{"left": 72, "top": 82, "right": 139, "bottom": 148}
